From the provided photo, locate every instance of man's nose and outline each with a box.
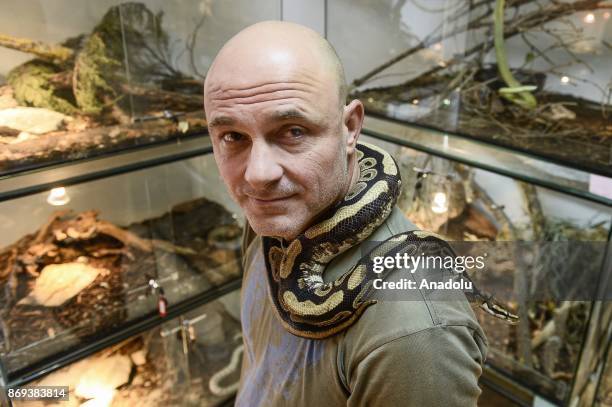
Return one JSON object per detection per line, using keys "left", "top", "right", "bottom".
{"left": 244, "top": 141, "right": 283, "bottom": 188}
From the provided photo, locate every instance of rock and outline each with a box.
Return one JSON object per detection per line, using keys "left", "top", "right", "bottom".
{"left": 18, "top": 262, "right": 106, "bottom": 307}
{"left": 11, "top": 131, "right": 38, "bottom": 144}
{"left": 38, "top": 357, "right": 91, "bottom": 390}
{"left": 78, "top": 389, "right": 117, "bottom": 407}
{"left": 547, "top": 104, "right": 576, "bottom": 121}
{"left": 132, "top": 374, "right": 144, "bottom": 386}
{"left": 0, "top": 85, "right": 18, "bottom": 109}
{"left": 0, "top": 106, "right": 69, "bottom": 134}
{"left": 130, "top": 350, "right": 147, "bottom": 366}
{"left": 0, "top": 125, "right": 19, "bottom": 137}
{"left": 75, "top": 355, "right": 132, "bottom": 399}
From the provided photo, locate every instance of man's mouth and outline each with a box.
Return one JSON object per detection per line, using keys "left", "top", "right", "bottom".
{"left": 248, "top": 195, "right": 293, "bottom": 203}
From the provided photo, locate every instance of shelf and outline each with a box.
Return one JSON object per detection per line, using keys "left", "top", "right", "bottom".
{"left": 0, "top": 134, "right": 212, "bottom": 202}
{"left": 362, "top": 115, "right": 612, "bottom": 207}
{"left": 481, "top": 365, "right": 534, "bottom": 407}
{"left": 4, "top": 278, "right": 242, "bottom": 388}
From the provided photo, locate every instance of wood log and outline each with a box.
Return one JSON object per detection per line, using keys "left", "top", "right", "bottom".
{"left": 0, "top": 33, "right": 74, "bottom": 66}
{"left": 520, "top": 182, "right": 546, "bottom": 240}
{"left": 0, "top": 111, "right": 207, "bottom": 174}
{"left": 531, "top": 301, "right": 580, "bottom": 349}
{"left": 354, "top": 0, "right": 612, "bottom": 91}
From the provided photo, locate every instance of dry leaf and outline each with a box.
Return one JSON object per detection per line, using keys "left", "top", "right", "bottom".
{"left": 75, "top": 355, "right": 132, "bottom": 400}
{"left": 18, "top": 262, "right": 105, "bottom": 307}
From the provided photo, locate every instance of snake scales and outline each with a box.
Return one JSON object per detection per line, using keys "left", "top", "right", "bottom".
{"left": 263, "top": 142, "right": 518, "bottom": 339}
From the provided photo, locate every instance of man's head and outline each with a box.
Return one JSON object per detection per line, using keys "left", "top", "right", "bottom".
{"left": 204, "top": 21, "right": 364, "bottom": 240}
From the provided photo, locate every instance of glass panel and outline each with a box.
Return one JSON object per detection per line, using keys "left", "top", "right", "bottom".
{"left": 0, "top": 0, "right": 280, "bottom": 175}
{"left": 362, "top": 116, "right": 612, "bottom": 206}
{"left": 11, "top": 289, "right": 241, "bottom": 406}
{"left": 159, "top": 290, "right": 242, "bottom": 405}
{"left": 479, "top": 384, "right": 524, "bottom": 407}
{"left": 328, "top": 0, "right": 612, "bottom": 175}
{"left": 362, "top": 134, "right": 612, "bottom": 403}
{"left": 0, "top": 152, "right": 244, "bottom": 377}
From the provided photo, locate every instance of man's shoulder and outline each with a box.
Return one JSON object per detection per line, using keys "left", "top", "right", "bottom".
{"left": 241, "top": 207, "right": 488, "bottom": 345}
{"left": 341, "top": 294, "right": 486, "bottom": 352}
{"left": 337, "top": 294, "right": 488, "bottom": 388}
{"left": 335, "top": 206, "right": 488, "bottom": 372}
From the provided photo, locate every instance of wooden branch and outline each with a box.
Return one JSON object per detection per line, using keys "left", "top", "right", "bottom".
{"left": 34, "top": 211, "right": 70, "bottom": 244}
{"left": 531, "top": 301, "right": 580, "bottom": 349}
{"left": 455, "top": 163, "right": 517, "bottom": 239}
{"left": 0, "top": 33, "right": 74, "bottom": 65}
{"left": 97, "top": 221, "right": 153, "bottom": 252}
{"left": 97, "top": 222, "right": 195, "bottom": 255}
{"left": 519, "top": 183, "right": 546, "bottom": 239}
{"left": 120, "top": 83, "right": 203, "bottom": 111}
{"left": 0, "top": 111, "right": 207, "bottom": 173}
{"left": 514, "top": 248, "right": 534, "bottom": 367}
{"left": 350, "top": 0, "right": 533, "bottom": 87}
{"left": 353, "top": 0, "right": 610, "bottom": 90}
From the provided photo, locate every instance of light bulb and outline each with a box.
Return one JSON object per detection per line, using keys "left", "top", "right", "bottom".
{"left": 584, "top": 13, "right": 595, "bottom": 23}
{"left": 560, "top": 76, "right": 570, "bottom": 84}
{"left": 47, "top": 187, "right": 70, "bottom": 206}
{"left": 431, "top": 192, "right": 448, "bottom": 214}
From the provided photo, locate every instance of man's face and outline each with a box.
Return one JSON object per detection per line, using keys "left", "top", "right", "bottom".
{"left": 205, "top": 65, "right": 352, "bottom": 240}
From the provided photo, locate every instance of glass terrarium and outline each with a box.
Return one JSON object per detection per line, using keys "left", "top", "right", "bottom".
{"left": 0, "top": 0, "right": 280, "bottom": 175}
{"left": 10, "top": 290, "right": 242, "bottom": 407}
{"left": 327, "top": 0, "right": 612, "bottom": 175}
{"left": 0, "top": 149, "right": 244, "bottom": 384}
{"left": 360, "top": 131, "right": 612, "bottom": 405}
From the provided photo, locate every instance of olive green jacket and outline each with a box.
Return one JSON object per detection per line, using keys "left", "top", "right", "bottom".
{"left": 235, "top": 206, "right": 488, "bottom": 406}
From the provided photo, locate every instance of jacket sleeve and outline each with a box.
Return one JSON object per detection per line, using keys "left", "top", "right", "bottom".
{"left": 347, "top": 325, "right": 487, "bottom": 407}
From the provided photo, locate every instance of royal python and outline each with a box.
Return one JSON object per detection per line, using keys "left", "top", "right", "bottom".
{"left": 209, "top": 333, "right": 243, "bottom": 397}
{"left": 263, "top": 142, "right": 518, "bottom": 339}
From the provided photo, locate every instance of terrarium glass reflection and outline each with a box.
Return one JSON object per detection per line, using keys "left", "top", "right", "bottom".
{"left": 362, "top": 134, "right": 612, "bottom": 403}
{"left": 328, "top": 0, "right": 612, "bottom": 175}
{"left": 11, "top": 290, "right": 242, "bottom": 407}
{"left": 0, "top": 0, "right": 280, "bottom": 175}
{"left": 0, "top": 153, "right": 243, "bottom": 378}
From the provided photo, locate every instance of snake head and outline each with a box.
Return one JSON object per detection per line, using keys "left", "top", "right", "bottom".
{"left": 480, "top": 300, "right": 520, "bottom": 324}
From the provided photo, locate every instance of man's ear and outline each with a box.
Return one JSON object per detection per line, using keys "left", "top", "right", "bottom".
{"left": 343, "top": 99, "right": 364, "bottom": 155}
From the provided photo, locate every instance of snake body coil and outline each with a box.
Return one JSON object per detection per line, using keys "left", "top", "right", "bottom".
{"left": 263, "top": 142, "right": 518, "bottom": 339}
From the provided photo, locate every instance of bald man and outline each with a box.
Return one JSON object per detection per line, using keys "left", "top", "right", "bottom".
{"left": 204, "top": 21, "right": 488, "bottom": 406}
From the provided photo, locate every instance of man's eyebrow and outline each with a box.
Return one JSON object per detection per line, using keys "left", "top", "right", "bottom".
{"left": 271, "top": 109, "right": 309, "bottom": 121}
{"left": 208, "top": 116, "right": 235, "bottom": 128}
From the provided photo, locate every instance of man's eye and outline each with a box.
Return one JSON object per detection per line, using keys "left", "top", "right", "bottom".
{"left": 288, "top": 127, "right": 305, "bottom": 138}
{"left": 222, "top": 132, "right": 243, "bottom": 143}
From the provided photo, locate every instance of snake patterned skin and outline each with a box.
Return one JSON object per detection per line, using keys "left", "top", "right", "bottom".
{"left": 262, "top": 142, "right": 518, "bottom": 339}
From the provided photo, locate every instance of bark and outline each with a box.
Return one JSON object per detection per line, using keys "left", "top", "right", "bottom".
{"left": 0, "top": 111, "right": 207, "bottom": 173}
{"left": 0, "top": 33, "right": 74, "bottom": 66}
